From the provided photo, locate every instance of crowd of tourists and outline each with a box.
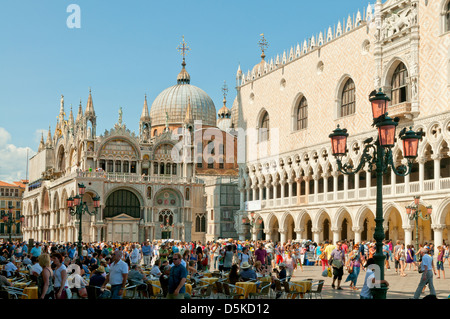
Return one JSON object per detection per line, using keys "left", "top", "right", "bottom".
{"left": 0, "top": 237, "right": 448, "bottom": 299}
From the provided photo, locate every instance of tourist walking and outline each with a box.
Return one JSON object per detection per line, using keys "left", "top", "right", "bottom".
{"left": 436, "top": 246, "right": 445, "bottom": 279}
{"left": 346, "top": 244, "right": 361, "bottom": 290}
{"left": 329, "top": 241, "right": 345, "bottom": 290}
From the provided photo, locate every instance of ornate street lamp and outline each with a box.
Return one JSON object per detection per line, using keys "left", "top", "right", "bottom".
{"left": 67, "top": 183, "right": 100, "bottom": 258}
{"left": 406, "top": 196, "right": 432, "bottom": 252}
{"left": 1, "top": 205, "right": 25, "bottom": 242}
{"left": 329, "top": 89, "right": 424, "bottom": 299}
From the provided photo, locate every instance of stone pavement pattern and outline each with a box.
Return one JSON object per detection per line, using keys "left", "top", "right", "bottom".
{"left": 290, "top": 264, "right": 450, "bottom": 299}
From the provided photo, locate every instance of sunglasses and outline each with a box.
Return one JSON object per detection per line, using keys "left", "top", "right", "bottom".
{"left": 173, "top": 258, "right": 179, "bottom": 260}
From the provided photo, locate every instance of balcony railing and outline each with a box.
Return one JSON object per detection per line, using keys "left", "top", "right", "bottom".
{"left": 248, "top": 177, "right": 450, "bottom": 211}
{"left": 76, "top": 171, "right": 203, "bottom": 184}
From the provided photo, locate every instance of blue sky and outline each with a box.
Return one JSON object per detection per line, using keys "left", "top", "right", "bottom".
{"left": 0, "top": 0, "right": 372, "bottom": 182}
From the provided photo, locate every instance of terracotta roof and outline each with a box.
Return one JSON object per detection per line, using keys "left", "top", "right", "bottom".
{"left": 12, "top": 181, "right": 27, "bottom": 188}
{"left": 0, "top": 181, "right": 15, "bottom": 187}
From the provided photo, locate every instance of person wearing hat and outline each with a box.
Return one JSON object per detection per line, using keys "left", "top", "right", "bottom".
{"left": 239, "top": 261, "right": 257, "bottom": 281}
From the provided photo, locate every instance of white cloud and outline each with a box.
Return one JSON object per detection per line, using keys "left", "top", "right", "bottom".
{"left": 0, "top": 127, "right": 36, "bottom": 183}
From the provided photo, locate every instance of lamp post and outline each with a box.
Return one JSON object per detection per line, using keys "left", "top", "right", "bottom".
{"left": 329, "top": 89, "right": 424, "bottom": 299}
{"left": 67, "top": 183, "right": 100, "bottom": 258}
{"left": 1, "top": 205, "right": 25, "bottom": 242}
{"left": 406, "top": 196, "right": 432, "bottom": 252}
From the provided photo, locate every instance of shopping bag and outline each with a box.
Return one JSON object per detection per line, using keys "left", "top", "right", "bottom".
{"left": 322, "top": 269, "right": 328, "bottom": 277}
{"left": 327, "top": 267, "right": 332, "bottom": 278}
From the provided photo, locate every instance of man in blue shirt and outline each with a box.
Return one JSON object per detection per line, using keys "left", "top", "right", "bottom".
{"left": 22, "top": 243, "right": 28, "bottom": 255}
{"left": 68, "top": 245, "right": 77, "bottom": 260}
{"left": 167, "top": 253, "right": 187, "bottom": 299}
{"left": 30, "top": 243, "right": 41, "bottom": 258}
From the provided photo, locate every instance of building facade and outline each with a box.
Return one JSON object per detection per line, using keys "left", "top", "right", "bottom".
{"left": 22, "top": 57, "right": 239, "bottom": 244}
{"left": 0, "top": 180, "right": 27, "bottom": 242}
{"left": 235, "top": 0, "right": 450, "bottom": 247}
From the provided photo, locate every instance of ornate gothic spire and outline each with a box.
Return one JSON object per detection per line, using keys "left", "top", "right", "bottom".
{"left": 85, "top": 88, "right": 95, "bottom": 116}
{"left": 38, "top": 133, "right": 45, "bottom": 152}
{"left": 140, "top": 94, "right": 151, "bottom": 121}
{"left": 69, "top": 105, "right": 74, "bottom": 127}
{"left": 46, "top": 126, "right": 52, "bottom": 148}
{"left": 76, "top": 99, "right": 83, "bottom": 122}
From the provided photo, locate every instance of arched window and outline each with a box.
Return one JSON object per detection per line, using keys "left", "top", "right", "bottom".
{"left": 341, "top": 78, "right": 356, "bottom": 117}
{"left": 391, "top": 62, "right": 408, "bottom": 105}
{"left": 195, "top": 214, "right": 206, "bottom": 232}
{"left": 172, "top": 164, "right": 177, "bottom": 175}
{"left": 260, "top": 111, "right": 270, "bottom": 142}
{"left": 296, "top": 97, "right": 308, "bottom": 130}
{"left": 185, "top": 188, "right": 190, "bottom": 201}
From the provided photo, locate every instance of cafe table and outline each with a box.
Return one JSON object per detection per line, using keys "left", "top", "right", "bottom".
{"left": 235, "top": 282, "right": 257, "bottom": 299}
{"left": 288, "top": 280, "right": 312, "bottom": 299}
{"left": 22, "top": 286, "right": 38, "bottom": 299}
{"left": 198, "top": 277, "right": 218, "bottom": 286}
{"left": 148, "top": 280, "right": 162, "bottom": 295}
{"left": 201, "top": 272, "right": 212, "bottom": 278}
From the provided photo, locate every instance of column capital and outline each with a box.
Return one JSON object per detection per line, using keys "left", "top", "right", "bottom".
{"left": 330, "top": 227, "right": 341, "bottom": 232}
{"left": 431, "top": 224, "right": 447, "bottom": 231}
{"left": 295, "top": 177, "right": 302, "bottom": 183}
{"left": 278, "top": 228, "right": 287, "bottom": 234}
{"left": 431, "top": 154, "right": 442, "bottom": 161}
{"left": 403, "top": 225, "right": 414, "bottom": 232}
{"left": 311, "top": 227, "right": 321, "bottom": 233}
{"left": 352, "top": 226, "right": 363, "bottom": 233}
{"left": 294, "top": 228, "right": 305, "bottom": 233}
{"left": 263, "top": 229, "right": 272, "bottom": 235}
{"left": 417, "top": 157, "right": 427, "bottom": 164}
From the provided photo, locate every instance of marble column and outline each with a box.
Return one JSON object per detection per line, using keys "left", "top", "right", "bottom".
{"left": 279, "top": 229, "right": 287, "bottom": 244}
{"left": 331, "top": 227, "right": 341, "bottom": 245}
{"left": 352, "top": 226, "right": 362, "bottom": 244}
{"left": 432, "top": 224, "right": 446, "bottom": 254}
{"left": 432, "top": 155, "right": 441, "bottom": 191}
{"left": 311, "top": 228, "right": 320, "bottom": 244}
{"left": 418, "top": 157, "right": 425, "bottom": 193}
{"left": 403, "top": 225, "right": 414, "bottom": 247}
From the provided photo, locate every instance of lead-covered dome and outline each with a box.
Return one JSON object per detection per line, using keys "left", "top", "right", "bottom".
{"left": 150, "top": 61, "right": 217, "bottom": 127}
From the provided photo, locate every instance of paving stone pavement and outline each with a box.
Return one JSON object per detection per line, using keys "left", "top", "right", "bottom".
{"left": 290, "top": 262, "right": 450, "bottom": 299}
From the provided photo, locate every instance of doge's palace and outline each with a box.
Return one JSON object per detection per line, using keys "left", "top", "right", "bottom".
{"left": 234, "top": 0, "right": 450, "bottom": 247}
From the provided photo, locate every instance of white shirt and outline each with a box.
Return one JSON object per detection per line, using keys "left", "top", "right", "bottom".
{"left": 109, "top": 260, "right": 129, "bottom": 285}
{"left": 150, "top": 265, "right": 162, "bottom": 277}
{"left": 5, "top": 262, "right": 17, "bottom": 276}
{"left": 130, "top": 248, "right": 140, "bottom": 264}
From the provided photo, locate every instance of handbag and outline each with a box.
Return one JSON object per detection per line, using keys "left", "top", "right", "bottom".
{"left": 327, "top": 267, "right": 332, "bottom": 278}
{"left": 347, "top": 266, "right": 353, "bottom": 274}
{"left": 331, "top": 259, "right": 343, "bottom": 268}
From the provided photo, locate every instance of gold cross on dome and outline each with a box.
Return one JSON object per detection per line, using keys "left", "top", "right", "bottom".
{"left": 222, "top": 81, "right": 229, "bottom": 99}
{"left": 177, "top": 35, "right": 190, "bottom": 60}
{"left": 258, "top": 33, "right": 269, "bottom": 54}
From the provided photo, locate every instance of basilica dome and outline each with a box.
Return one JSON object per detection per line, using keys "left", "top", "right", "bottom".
{"left": 150, "top": 61, "right": 217, "bottom": 127}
